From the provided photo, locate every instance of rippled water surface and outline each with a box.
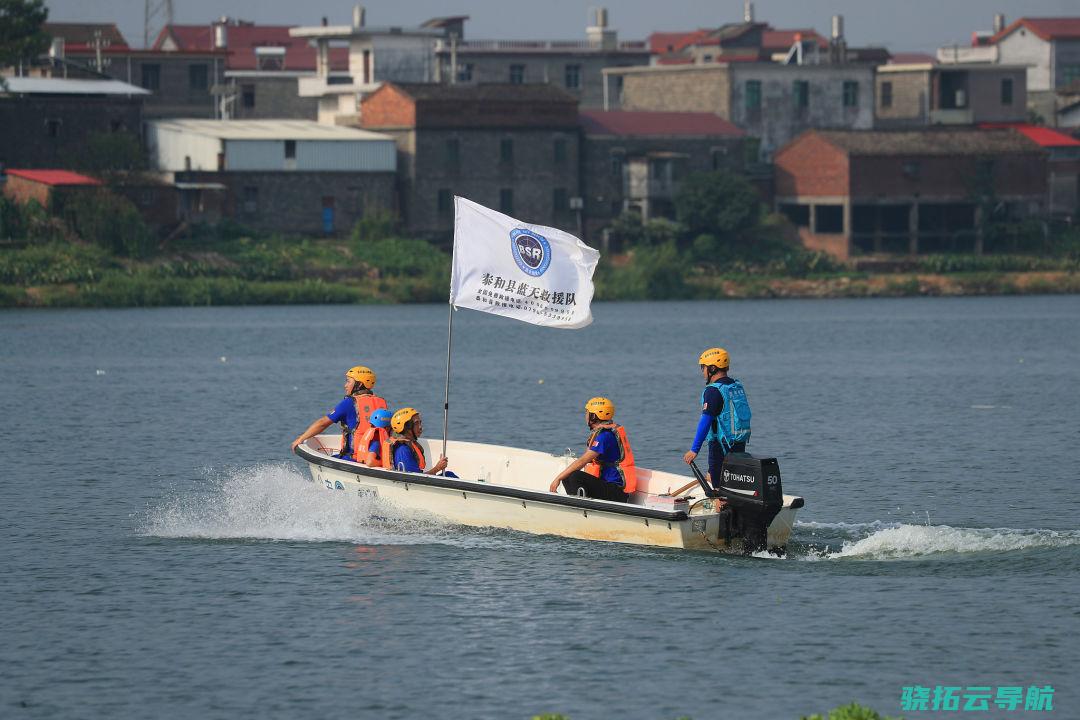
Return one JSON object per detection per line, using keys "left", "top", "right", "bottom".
{"left": 2, "top": 298, "right": 1078, "bottom": 719}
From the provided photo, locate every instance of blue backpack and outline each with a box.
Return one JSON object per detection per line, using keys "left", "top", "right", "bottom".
{"left": 703, "top": 380, "right": 752, "bottom": 447}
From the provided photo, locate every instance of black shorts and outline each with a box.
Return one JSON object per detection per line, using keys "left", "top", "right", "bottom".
{"left": 560, "top": 470, "right": 629, "bottom": 502}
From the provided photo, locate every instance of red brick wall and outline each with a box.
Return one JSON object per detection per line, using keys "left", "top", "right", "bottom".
{"left": 774, "top": 131, "right": 849, "bottom": 197}
{"left": 2, "top": 175, "right": 52, "bottom": 207}
{"left": 360, "top": 85, "right": 416, "bottom": 129}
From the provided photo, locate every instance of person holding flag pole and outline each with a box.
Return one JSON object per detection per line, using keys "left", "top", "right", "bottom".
{"left": 442, "top": 196, "right": 601, "bottom": 466}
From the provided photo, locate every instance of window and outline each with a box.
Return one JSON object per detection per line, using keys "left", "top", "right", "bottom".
{"left": 903, "top": 161, "right": 921, "bottom": 180}
{"left": 881, "top": 81, "right": 893, "bottom": 108}
{"left": 499, "top": 188, "right": 513, "bottom": 214}
{"left": 438, "top": 189, "right": 453, "bottom": 217}
{"left": 553, "top": 137, "right": 567, "bottom": 164}
{"left": 509, "top": 64, "right": 525, "bottom": 84}
{"left": 565, "top": 64, "right": 581, "bottom": 90}
{"left": 44, "top": 118, "right": 61, "bottom": 138}
{"left": 703, "top": 54, "right": 713, "bottom": 63}
{"left": 843, "top": 80, "right": 859, "bottom": 107}
{"left": 242, "top": 84, "right": 255, "bottom": 109}
{"left": 793, "top": 80, "right": 809, "bottom": 109}
{"left": 815, "top": 205, "right": 844, "bottom": 233}
{"left": 711, "top": 147, "right": 727, "bottom": 170}
{"left": 141, "top": 64, "right": 161, "bottom": 91}
{"left": 284, "top": 140, "right": 296, "bottom": 159}
{"left": 609, "top": 150, "right": 624, "bottom": 178}
{"left": 1063, "top": 64, "right": 1080, "bottom": 86}
{"left": 500, "top": 137, "right": 514, "bottom": 164}
{"left": 243, "top": 186, "right": 259, "bottom": 214}
{"left": 256, "top": 48, "right": 284, "bottom": 71}
{"left": 1001, "top": 78, "right": 1014, "bottom": 105}
{"left": 745, "top": 80, "right": 761, "bottom": 110}
{"left": 553, "top": 187, "right": 568, "bottom": 212}
{"left": 457, "top": 63, "right": 473, "bottom": 83}
{"left": 445, "top": 138, "right": 460, "bottom": 170}
{"left": 189, "top": 64, "right": 209, "bottom": 91}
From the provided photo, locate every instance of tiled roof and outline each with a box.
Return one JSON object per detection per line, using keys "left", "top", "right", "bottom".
{"left": 761, "top": 29, "right": 828, "bottom": 51}
{"left": 580, "top": 110, "right": 744, "bottom": 137}
{"left": 6, "top": 169, "right": 102, "bottom": 186}
{"left": 387, "top": 82, "right": 578, "bottom": 103}
{"left": 44, "top": 22, "right": 129, "bottom": 49}
{"left": 813, "top": 129, "right": 1042, "bottom": 155}
{"left": 649, "top": 30, "right": 709, "bottom": 55}
{"left": 979, "top": 123, "right": 1080, "bottom": 147}
{"left": 156, "top": 24, "right": 348, "bottom": 71}
{"left": 992, "top": 17, "right": 1080, "bottom": 43}
{"left": 888, "top": 52, "right": 937, "bottom": 65}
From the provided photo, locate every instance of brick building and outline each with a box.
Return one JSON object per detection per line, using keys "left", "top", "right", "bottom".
{"left": 875, "top": 63, "right": 1027, "bottom": 127}
{"left": 0, "top": 78, "right": 147, "bottom": 168}
{"left": 42, "top": 22, "right": 226, "bottom": 119}
{"left": 774, "top": 129, "right": 1047, "bottom": 259}
{"left": 578, "top": 110, "right": 745, "bottom": 239}
{"left": 1, "top": 169, "right": 102, "bottom": 212}
{"left": 360, "top": 83, "right": 580, "bottom": 236}
{"left": 146, "top": 119, "right": 397, "bottom": 235}
{"left": 604, "top": 61, "right": 875, "bottom": 160}
{"left": 980, "top": 123, "right": 1080, "bottom": 216}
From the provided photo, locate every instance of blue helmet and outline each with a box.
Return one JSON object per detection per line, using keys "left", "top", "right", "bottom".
{"left": 370, "top": 408, "right": 392, "bottom": 429}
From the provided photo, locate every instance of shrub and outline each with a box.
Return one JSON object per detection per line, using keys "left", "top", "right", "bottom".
{"left": 64, "top": 189, "right": 155, "bottom": 257}
{"left": 801, "top": 701, "right": 901, "bottom": 720}
{"left": 597, "top": 241, "right": 688, "bottom": 300}
{"left": 675, "top": 170, "right": 761, "bottom": 239}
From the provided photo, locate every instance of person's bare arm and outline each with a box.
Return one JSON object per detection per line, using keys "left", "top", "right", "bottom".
{"left": 549, "top": 449, "right": 599, "bottom": 493}
{"left": 291, "top": 416, "right": 333, "bottom": 451}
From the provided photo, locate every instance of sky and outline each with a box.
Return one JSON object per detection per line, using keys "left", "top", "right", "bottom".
{"left": 45, "top": 0, "right": 1078, "bottom": 53}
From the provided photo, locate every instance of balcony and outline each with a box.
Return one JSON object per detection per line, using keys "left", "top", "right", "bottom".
{"left": 297, "top": 74, "right": 380, "bottom": 97}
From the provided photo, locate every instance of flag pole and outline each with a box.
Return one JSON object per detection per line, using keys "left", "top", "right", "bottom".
{"left": 441, "top": 300, "right": 454, "bottom": 459}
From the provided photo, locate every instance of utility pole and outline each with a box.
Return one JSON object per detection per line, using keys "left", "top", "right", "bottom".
{"left": 144, "top": 0, "right": 175, "bottom": 48}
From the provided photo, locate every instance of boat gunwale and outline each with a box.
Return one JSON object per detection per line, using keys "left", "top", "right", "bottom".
{"left": 295, "top": 443, "right": 694, "bottom": 522}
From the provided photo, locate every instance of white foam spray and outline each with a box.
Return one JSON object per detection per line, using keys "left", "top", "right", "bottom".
{"left": 140, "top": 462, "right": 484, "bottom": 547}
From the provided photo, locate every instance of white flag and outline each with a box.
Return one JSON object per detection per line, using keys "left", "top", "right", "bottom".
{"left": 450, "top": 196, "right": 599, "bottom": 329}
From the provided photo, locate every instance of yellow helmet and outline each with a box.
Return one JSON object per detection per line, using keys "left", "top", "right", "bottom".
{"left": 346, "top": 365, "right": 376, "bottom": 389}
{"left": 391, "top": 407, "right": 420, "bottom": 434}
{"left": 584, "top": 396, "right": 615, "bottom": 421}
{"left": 698, "top": 347, "right": 729, "bottom": 370}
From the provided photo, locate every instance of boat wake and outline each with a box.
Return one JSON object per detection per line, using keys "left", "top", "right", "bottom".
{"left": 139, "top": 462, "right": 479, "bottom": 547}
{"left": 789, "top": 520, "right": 1080, "bottom": 560}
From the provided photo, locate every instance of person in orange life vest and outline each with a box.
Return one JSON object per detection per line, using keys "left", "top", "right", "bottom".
{"left": 291, "top": 366, "right": 387, "bottom": 459}
{"left": 357, "top": 408, "right": 393, "bottom": 467}
{"left": 389, "top": 408, "right": 456, "bottom": 477}
{"left": 549, "top": 397, "right": 637, "bottom": 503}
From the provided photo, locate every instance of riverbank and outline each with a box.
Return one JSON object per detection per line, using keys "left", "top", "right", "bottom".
{"left": 1, "top": 235, "right": 1078, "bottom": 308}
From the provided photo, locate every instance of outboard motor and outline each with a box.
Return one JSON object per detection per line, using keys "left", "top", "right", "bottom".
{"left": 713, "top": 453, "right": 784, "bottom": 553}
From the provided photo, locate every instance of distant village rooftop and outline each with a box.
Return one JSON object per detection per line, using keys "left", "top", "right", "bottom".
{"left": 579, "top": 110, "right": 744, "bottom": 137}
{"left": 802, "top": 128, "right": 1042, "bottom": 156}
{"left": 147, "top": 119, "right": 391, "bottom": 141}
{"left": 1, "top": 77, "right": 150, "bottom": 95}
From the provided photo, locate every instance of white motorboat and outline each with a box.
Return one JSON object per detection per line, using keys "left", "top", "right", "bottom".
{"left": 295, "top": 435, "right": 804, "bottom": 553}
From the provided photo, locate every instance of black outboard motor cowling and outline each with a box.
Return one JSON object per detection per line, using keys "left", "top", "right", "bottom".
{"left": 714, "top": 453, "right": 784, "bottom": 552}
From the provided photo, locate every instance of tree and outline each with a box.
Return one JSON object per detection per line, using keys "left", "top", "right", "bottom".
{"left": 674, "top": 170, "right": 761, "bottom": 240}
{"left": 0, "top": 0, "right": 49, "bottom": 71}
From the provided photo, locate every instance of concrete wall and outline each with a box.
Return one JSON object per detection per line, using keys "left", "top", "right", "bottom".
{"left": 876, "top": 69, "right": 931, "bottom": 125}
{"left": 729, "top": 64, "right": 875, "bottom": 160}
{"left": 441, "top": 50, "right": 650, "bottom": 108}
{"left": 0, "top": 96, "right": 143, "bottom": 168}
{"left": 618, "top": 66, "right": 731, "bottom": 117}
{"left": 67, "top": 52, "right": 223, "bottom": 119}
{"left": 996, "top": 28, "right": 1052, "bottom": 91}
{"left": 178, "top": 170, "right": 396, "bottom": 235}
{"left": 230, "top": 75, "right": 318, "bottom": 120}
{"left": 966, "top": 68, "right": 1027, "bottom": 122}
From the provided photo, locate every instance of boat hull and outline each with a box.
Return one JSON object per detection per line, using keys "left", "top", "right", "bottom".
{"left": 296, "top": 436, "right": 802, "bottom": 552}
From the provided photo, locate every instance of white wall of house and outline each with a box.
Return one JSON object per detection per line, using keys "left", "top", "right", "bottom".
{"left": 996, "top": 28, "right": 1052, "bottom": 91}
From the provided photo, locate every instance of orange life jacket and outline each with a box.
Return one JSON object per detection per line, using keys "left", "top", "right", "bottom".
{"left": 584, "top": 423, "right": 638, "bottom": 494}
{"left": 339, "top": 393, "right": 387, "bottom": 459}
{"left": 390, "top": 434, "right": 426, "bottom": 472}
{"left": 356, "top": 426, "right": 391, "bottom": 468}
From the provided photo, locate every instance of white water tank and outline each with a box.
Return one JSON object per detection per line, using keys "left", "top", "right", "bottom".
{"left": 213, "top": 19, "right": 228, "bottom": 49}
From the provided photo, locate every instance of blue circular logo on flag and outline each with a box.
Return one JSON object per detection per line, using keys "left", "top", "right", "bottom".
{"left": 510, "top": 229, "right": 551, "bottom": 277}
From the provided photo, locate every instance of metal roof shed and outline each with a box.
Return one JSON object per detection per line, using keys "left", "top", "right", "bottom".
{"left": 146, "top": 119, "right": 397, "bottom": 173}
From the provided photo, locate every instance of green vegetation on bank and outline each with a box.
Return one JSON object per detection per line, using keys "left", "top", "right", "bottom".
{"left": 1, "top": 171, "right": 1078, "bottom": 308}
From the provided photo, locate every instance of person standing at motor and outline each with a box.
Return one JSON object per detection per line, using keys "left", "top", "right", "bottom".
{"left": 549, "top": 397, "right": 637, "bottom": 502}
{"left": 388, "top": 407, "right": 452, "bottom": 476}
{"left": 291, "top": 366, "right": 388, "bottom": 460}
{"left": 683, "top": 347, "right": 752, "bottom": 488}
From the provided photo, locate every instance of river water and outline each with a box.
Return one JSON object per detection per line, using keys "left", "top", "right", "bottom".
{"left": 2, "top": 297, "right": 1078, "bottom": 719}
